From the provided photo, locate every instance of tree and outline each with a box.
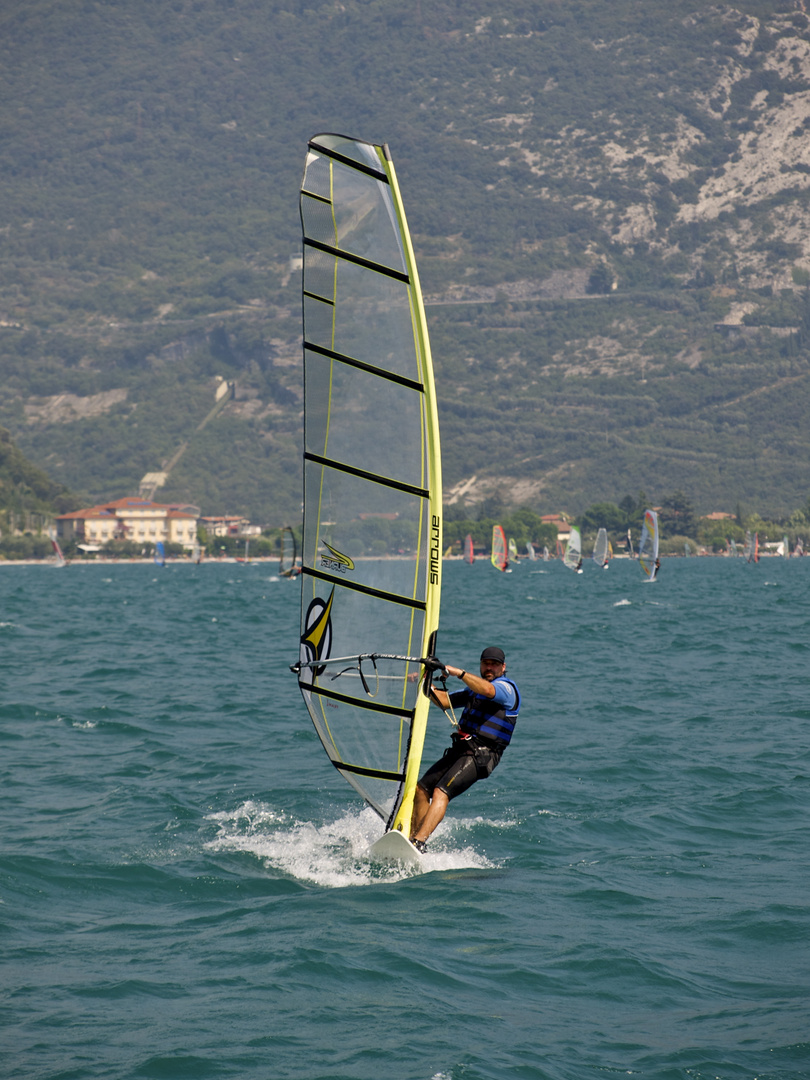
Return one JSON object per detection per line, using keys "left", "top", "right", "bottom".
{"left": 586, "top": 261, "right": 614, "bottom": 295}
{"left": 659, "top": 490, "right": 695, "bottom": 538}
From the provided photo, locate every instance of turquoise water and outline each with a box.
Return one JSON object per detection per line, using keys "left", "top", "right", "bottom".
{"left": 2, "top": 558, "right": 809, "bottom": 1080}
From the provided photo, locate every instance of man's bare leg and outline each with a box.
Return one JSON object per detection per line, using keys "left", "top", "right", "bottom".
{"left": 412, "top": 789, "right": 449, "bottom": 845}
{"left": 411, "top": 785, "right": 430, "bottom": 840}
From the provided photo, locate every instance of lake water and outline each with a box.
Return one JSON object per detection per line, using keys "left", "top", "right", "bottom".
{"left": 2, "top": 556, "right": 809, "bottom": 1080}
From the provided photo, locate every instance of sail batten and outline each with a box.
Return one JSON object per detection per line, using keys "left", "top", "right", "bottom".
{"left": 304, "top": 452, "right": 430, "bottom": 498}
{"left": 303, "top": 236, "right": 411, "bottom": 284}
{"left": 305, "top": 341, "right": 425, "bottom": 391}
{"left": 296, "top": 133, "right": 441, "bottom": 833}
{"left": 307, "top": 140, "right": 390, "bottom": 182}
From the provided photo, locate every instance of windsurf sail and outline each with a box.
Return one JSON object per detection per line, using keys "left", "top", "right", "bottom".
{"left": 491, "top": 525, "right": 508, "bottom": 571}
{"left": 638, "top": 510, "right": 659, "bottom": 580}
{"left": 743, "top": 530, "right": 759, "bottom": 563}
{"left": 563, "top": 527, "right": 582, "bottom": 571}
{"left": 542, "top": 545, "right": 550, "bottom": 562}
{"left": 154, "top": 541, "right": 165, "bottom": 567}
{"left": 294, "top": 133, "right": 442, "bottom": 837}
{"left": 464, "top": 533, "right": 474, "bottom": 564}
{"left": 50, "top": 531, "right": 66, "bottom": 568}
{"left": 526, "top": 541, "right": 536, "bottom": 561}
{"left": 508, "top": 537, "right": 518, "bottom": 561}
{"left": 280, "top": 527, "right": 297, "bottom": 577}
{"left": 192, "top": 536, "right": 202, "bottom": 563}
{"left": 592, "top": 527, "right": 608, "bottom": 566}
{"left": 626, "top": 528, "right": 633, "bottom": 557}
{"left": 783, "top": 535, "right": 790, "bottom": 559}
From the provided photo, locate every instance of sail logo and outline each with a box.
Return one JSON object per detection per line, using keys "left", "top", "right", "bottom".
{"left": 299, "top": 588, "right": 334, "bottom": 680}
{"left": 429, "top": 514, "right": 441, "bottom": 585}
{"left": 320, "top": 539, "right": 354, "bottom": 574}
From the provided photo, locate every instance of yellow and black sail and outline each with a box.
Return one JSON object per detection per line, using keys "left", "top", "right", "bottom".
{"left": 296, "top": 134, "right": 442, "bottom": 834}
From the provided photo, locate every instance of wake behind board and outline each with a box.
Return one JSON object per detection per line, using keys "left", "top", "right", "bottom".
{"left": 369, "top": 830, "right": 423, "bottom": 867}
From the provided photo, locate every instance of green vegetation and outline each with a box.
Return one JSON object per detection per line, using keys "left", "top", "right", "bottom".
{"left": 1, "top": 1, "right": 809, "bottom": 527}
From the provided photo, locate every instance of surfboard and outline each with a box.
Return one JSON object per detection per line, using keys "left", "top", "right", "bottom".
{"left": 369, "top": 829, "right": 423, "bottom": 867}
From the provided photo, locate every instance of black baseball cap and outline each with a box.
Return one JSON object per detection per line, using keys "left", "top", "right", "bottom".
{"left": 480, "top": 646, "right": 505, "bottom": 664}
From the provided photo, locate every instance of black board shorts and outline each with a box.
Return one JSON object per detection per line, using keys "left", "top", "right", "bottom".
{"left": 417, "top": 739, "right": 502, "bottom": 801}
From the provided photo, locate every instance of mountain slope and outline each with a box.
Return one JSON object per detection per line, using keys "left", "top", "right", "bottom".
{"left": 0, "top": 0, "right": 809, "bottom": 521}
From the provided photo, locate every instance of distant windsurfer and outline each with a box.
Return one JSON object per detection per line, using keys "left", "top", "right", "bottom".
{"left": 654, "top": 557, "right": 661, "bottom": 577}
{"left": 410, "top": 646, "right": 521, "bottom": 853}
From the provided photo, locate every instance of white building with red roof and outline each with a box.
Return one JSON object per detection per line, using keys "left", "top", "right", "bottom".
{"left": 56, "top": 497, "right": 199, "bottom": 550}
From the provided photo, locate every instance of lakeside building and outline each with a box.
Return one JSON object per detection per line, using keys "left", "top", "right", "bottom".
{"left": 199, "top": 515, "right": 260, "bottom": 538}
{"left": 56, "top": 497, "right": 200, "bottom": 551}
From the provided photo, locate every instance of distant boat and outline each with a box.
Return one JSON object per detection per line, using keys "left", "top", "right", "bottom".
{"left": 279, "top": 526, "right": 297, "bottom": 577}
{"left": 154, "top": 541, "right": 165, "bottom": 567}
{"left": 491, "top": 524, "right": 508, "bottom": 572}
{"left": 525, "top": 541, "right": 536, "bottom": 561}
{"left": 592, "top": 527, "right": 609, "bottom": 568}
{"left": 464, "top": 533, "right": 474, "bottom": 564}
{"left": 564, "top": 527, "right": 582, "bottom": 573}
{"left": 743, "top": 530, "right": 759, "bottom": 564}
{"left": 638, "top": 510, "right": 659, "bottom": 581}
{"left": 50, "top": 532, "right": 66, "bottom": 568}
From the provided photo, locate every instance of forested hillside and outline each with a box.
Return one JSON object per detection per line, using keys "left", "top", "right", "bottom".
{"left": 1, "top": 0, "right": 809, "bottom": 523}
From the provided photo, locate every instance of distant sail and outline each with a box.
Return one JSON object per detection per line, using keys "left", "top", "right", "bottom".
{"left": 783, "top": 535, "right": 789, "bottom": 559}
{"left": 491, "top": 525, "right": 508, "bottom": 571}
{"left": 154, "top": 541, "right": 165, "bottom": 567}
{"left": 464, "top": 533, "right": 474, "bottom": 564}
{"left": 638, "top": 510, "right": 659, "bottom": 580}
{"left": 295, "top": 133, "right": 442, "bottom": 836}
{"left": 743, "top": 530, "right": 759, "bottom": 564}
{"left": 542, "top": 545, "right": 550, "bottom": 562}
{"left": 280, "top": 527, "right": 297, "bottom": 577}
{"left": 50, "top": 532, "right": 66, "bottom": 568}
{"left": 526, "top": 541, "right": 536, "bottom": 561}
{"left": 626, "top": 528, "right": 633, "bottom": 558}
{"left": 592, "top": 527, "right": 608, "bottom": 566}
{"left": 508, "top": 537, "right": 518, "bottom": 561}
{"left": 563, "top": 527, "right": 582, "bottom": 572}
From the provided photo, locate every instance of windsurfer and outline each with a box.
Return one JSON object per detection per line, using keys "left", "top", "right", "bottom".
{"left": 410, "top": 646, "right": 521, "bottom": 852}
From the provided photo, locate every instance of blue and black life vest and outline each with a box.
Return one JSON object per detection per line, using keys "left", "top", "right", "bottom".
{"left": 458, "top": 679, "right": 521, "bottom": 749}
